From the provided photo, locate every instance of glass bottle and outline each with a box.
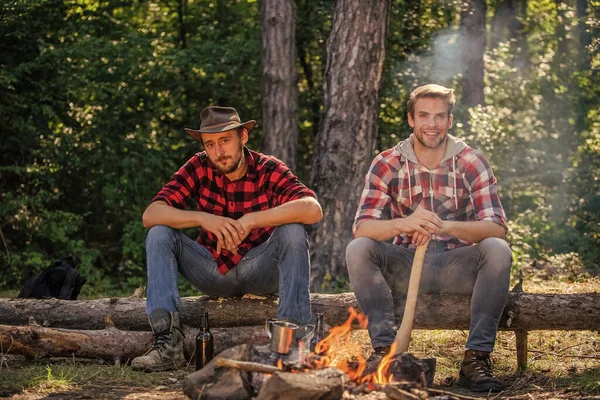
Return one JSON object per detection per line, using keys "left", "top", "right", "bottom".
{"left": 310, "top": 312, "right": 324, "bottom": 353}
{"left": 196, "top": 311, "right": 214, "bottom": 370}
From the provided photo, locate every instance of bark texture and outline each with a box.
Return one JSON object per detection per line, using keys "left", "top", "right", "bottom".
{"left": 490, "top": 0, "right": 524, "bottom": 48}
{"left": 308, "top": 0, "right": 392, "bottom": 290}
{"left": 460, "top": 0, "right": 486, "bottom": 107}
{"left": 2, "top": 292, "right": 599, "bottom": 331}
{"left": 0, "top": 295, "right": 280, "bottom": 330}
{"left": 0, "top": 324, "right": 267, "bottom": 362}
{"left": 260, "top": 0, "right": 299, "bottom": 170}
{"left": 256, "top": 368, "right": 346, "bottom": 400}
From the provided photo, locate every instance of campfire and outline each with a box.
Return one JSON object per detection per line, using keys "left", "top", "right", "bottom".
{"left": 302, "top": 307, "right": 401, "bottom": 384}
{"left": 184, "top": 307, "right": 436, "bottom": 400}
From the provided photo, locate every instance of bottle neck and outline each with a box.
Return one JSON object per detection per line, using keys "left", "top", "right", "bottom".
{"left": 201, "top": 313, "right": 210, "bottom": 331}
{"left": 316, "top": 313, "right": 324, "bottom": 336}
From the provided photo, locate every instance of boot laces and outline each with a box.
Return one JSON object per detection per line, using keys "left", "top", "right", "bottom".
{"left": 151, "top": 326, "right": 184, "bottom": 351}
{"left": 152, "top": 331, "right": 172, "bottom": 350}
{"left": 471, "top": 355, "right": 494, "bottom": 378}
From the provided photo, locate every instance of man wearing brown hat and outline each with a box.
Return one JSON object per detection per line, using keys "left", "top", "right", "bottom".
{"left": 131, "top": 106, "right": 322, "bottom": 371}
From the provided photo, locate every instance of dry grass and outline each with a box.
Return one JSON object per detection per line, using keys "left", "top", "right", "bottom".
{"left": 1, "top": 277, "right": 599, "bottom": 399}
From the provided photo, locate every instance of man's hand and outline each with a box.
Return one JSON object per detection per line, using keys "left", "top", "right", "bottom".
{"left": 400, "top": 208, "right": 443, "bottom": 237}
{"left": 201, "top": 214, "right": 245, "bottom": 254}
{"left": 410, "top": 230, "right": 431, "bottom": 247}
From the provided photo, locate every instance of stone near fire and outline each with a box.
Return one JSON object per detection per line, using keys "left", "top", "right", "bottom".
{"left": 183, "top": 344, "right": 253, "bottom": 400}
{"left": 255, "top": 367, "right": 347, "bottom": 400}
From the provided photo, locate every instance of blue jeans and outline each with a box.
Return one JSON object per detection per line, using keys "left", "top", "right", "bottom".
{"left": 346, "top": 238, "right": 512, "bottom": 352}
{"left": 145, "top": 224, "right": 312, "bottom": 325}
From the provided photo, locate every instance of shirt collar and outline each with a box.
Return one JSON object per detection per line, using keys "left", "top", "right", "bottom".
{"left": 243, "top": 147, "right": 257, "bottom": 181}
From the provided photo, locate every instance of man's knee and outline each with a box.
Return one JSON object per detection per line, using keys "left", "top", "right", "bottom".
{"left": 478, "top": 237, "right": 512, "bottom": 273}
{"left": 346, "top": 237, "right": 378, "bottom": 272}
{"left": 146, "top": 225, "right": 177, "bottom": 248}
{"left": 274, "top": 223, "right": 307, "bottom": 242}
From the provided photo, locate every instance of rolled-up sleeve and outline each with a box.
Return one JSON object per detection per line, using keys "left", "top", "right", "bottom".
{"left": 353, "top": 155, "right": 393, "bottom": 234}
{"left": 267, "top": 162, "right": 316, "bottom": 205}
{"left": 466, "top": 153, "right": 507, "bottom": 231}
{"left": 152, "top": 156, "right": 202, "bottom": 209}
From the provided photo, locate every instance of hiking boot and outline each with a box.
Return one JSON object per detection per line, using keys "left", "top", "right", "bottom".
{"left": 459, "top": 349, "right": 504, "bottom": 392}
{"left": 131, "top": 309, "right": 185, "bottom": 372}
{"left": 364, "top": 345, "right": 391, "bottom": 375}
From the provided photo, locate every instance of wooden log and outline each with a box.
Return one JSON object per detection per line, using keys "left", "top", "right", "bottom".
{"left": 255, "top": 368, "right": 347, "bottom": 400}
{"left": 515, "top": 330, "right": 528, "bottom": 370}
{"left": 0, "top": 324, "right": 268, "bottom": 361}
{"left": 215, "top": 358, "right": 282, "bottom": 374}
{"left": 1, "top": 292, "right": 599, "bottom": 331}
{"left": 183, "top": 344, "right": 252, "bottom": 400}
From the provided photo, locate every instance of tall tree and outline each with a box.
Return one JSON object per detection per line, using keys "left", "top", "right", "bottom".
{"left": 555, "top": 0, "right": 570, "bottom": 56}
{"left": 260, "top": 0, "right": 299, "bottom": 170}
{"left": 576, "top": 0, "right": 591, "bottom": 64}
{"left": 308, "top": 0, "right": 391, "bottom": 290}
{"left": 460, "top": 0, "right": 487, "bottom": 107}
{"left": 490, "top": 0, "right": 528, "bottom": 67}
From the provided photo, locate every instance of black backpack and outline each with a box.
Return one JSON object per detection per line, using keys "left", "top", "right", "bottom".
{"left": 17, "top": 256, "right": 87, "bottom": 300}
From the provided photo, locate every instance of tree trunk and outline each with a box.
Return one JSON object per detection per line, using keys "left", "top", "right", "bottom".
{"left": 490, "top": 0, "right": 507, "bottom": 48}
{"left": 177, "top": 0, "right": 187, "bottom": 49}
{"left": 575, "top": 0, "right": 590, "bottom": 133}
{"left": 260, "top": 0, "right": 299, "bottom": 170}
{"left": 308, "top": 0, "right": 391, "bottom": 290}
{"left": 513, "top": 0, "right": 529, "bottom": 68}
{"left": 577, "top": 0, "right": 590, "bottom": 55}
{"left": 2, "top": 292, "right": 599, "bottom": 331}
{"left": 0, "top": 324, "right": 266, "bottom": 362}
{"left": 555, "top": 0, "right": 569, "bottom": 57}
{"left": 460, "top": 0, "right": 486, "bottom": 107}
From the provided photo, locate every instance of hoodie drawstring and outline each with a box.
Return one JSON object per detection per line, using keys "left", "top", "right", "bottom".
{"left": 453, "top": 155, "right": 458, "bottom": 209}
{"left": 405, "top": 160, "right": 412, "bottom": 201}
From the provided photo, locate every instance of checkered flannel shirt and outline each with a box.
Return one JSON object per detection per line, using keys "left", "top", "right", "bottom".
{"left": 153, "top": 147, "right": 316, "bottom": 274}
{"left": 353, "top": 144, "right": 507, "bottom": 249}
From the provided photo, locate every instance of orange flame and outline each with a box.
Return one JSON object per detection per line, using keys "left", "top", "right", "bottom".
{"left": 307, "top": 307, "right": 398, "bottom": 384}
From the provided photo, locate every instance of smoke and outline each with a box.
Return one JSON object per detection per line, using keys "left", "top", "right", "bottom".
{"left": 391, "top": 27, "right": 474, "bottom": 90}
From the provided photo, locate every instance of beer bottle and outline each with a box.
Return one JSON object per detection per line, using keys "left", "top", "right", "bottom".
{"left": 310, "top": 312, "right": 324, "bottom": 353}
{"left": 195, "top": 312, "right": 214, "bottom": 370}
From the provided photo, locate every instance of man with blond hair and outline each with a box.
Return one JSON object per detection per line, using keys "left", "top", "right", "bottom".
{"left": 346, "top": 84, "right": 511, "bottom": 392}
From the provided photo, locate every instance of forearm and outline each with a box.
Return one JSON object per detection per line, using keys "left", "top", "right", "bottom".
{"left": 242, "top": 197, "right": 323, "bottom": 229}
{"left": 354, "top": 219, "right": 401, "bottom": 242}
{"left": 142, "top": 201, "right": 207, "bottom": 229}
{"left": 440, "top": 220, "right": 506, "bottom": 243}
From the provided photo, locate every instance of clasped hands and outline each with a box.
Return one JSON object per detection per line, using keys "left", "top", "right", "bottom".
{"left": 401, "top": 208, "right": 445, "bottom": 247}
{"left": 202, "top": 214, "right": 254, "bottom": 255}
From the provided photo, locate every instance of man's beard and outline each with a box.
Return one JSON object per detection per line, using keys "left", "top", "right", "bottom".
{"left": 214, "top": 150, "right": 243, "bottom": 175}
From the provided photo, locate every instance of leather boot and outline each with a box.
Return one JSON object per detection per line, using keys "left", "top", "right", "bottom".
{"left": 131, "top": 309, "right": 185, "bottom": 372}
{"left": 459, "top": 349, "right": 503, "bottom": 392}
{"left": 364, "top": 345, "right": 392, "bottom": 375}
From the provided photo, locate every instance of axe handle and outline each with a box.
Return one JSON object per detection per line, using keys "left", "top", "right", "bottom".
{"left": 393, "top": 242, "right": 428, "bottom": 354}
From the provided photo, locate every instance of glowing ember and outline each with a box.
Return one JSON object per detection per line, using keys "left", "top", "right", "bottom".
{"left": 306, "top": 307, "right": 398, "bottom": 384}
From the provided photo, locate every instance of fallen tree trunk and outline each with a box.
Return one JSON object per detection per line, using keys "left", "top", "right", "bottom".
{"left": 0, "top": 324, "right": 267, "bottom": 362}
{"left": 1, "top": 292, "right": 599, "bottom": 331}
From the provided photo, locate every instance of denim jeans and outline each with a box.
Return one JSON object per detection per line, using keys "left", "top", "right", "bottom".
{"left": 145, "top": 223, "right": 312, "bottom": 325}
{"left": 346, "top": 238, "right": 512, "bottom": 352}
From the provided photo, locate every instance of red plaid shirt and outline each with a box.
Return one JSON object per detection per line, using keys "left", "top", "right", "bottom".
{"left": 353, "top": 135, "right": 507, "bottom": 249}
{"left": 153, "top": 147, "right": 316, "bottom": 274}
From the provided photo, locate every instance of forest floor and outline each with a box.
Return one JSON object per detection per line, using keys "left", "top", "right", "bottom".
{"left": 1, "top": 272, "right": 599, "bottom": 399}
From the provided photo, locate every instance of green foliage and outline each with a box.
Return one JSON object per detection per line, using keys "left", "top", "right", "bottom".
{"left": 0, "top": 0, "right": 262, "bottom": 292}
{"left": 0, "top": 0, "right": 598, "bottom": 294}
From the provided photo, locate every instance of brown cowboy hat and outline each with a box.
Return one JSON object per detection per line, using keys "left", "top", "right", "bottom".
{"left": 185, "top": 106, "right": 256, "bottom": 142}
